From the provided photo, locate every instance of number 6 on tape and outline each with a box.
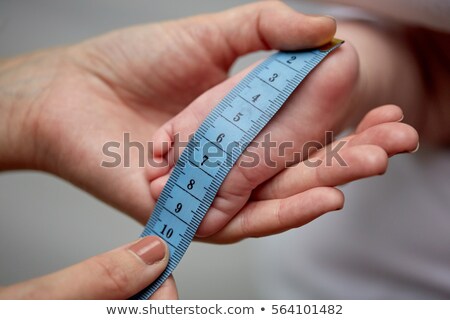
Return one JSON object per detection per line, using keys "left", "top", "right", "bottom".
{"left": 132, "top": 39, "right": 344, "bottom": 299}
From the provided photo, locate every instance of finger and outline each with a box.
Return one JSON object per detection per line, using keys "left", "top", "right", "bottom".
{"left": 150, "top": 275, "right": 178, "bottom": 300}
{"left": 305, "top": 119, "right": 419, "bottom": 163}
{"left": 255, "top": 118, "right": 419, "bottom": 200}
{"left": 150, "top": 170, "right": 170, "bottom": 200}
{"left": 254, "top": 144, "right": 387, "bottom": 200}
{"left": 356, "top": 104, "right": 404, "bottom": 133}
{"left": 348, "top": 122, "right": 419, "bottom": 156}
{"left": 0, "top": 236, "right": 169, "bottom": 299}
{"left": 204, "top": 187, "right": 344, "bottom": 244}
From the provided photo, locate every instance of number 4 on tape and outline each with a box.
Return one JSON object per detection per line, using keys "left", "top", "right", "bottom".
{"left": 132, "top": 39, "right": 344, "bottom": 299}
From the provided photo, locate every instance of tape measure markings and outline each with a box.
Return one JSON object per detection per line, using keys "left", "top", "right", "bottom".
{"left": 132, "top": 39, "right": 344, "bottom": 299}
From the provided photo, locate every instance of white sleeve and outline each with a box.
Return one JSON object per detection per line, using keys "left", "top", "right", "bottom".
{"left": 301, "top": 0, "right": 450, "bottom": 32}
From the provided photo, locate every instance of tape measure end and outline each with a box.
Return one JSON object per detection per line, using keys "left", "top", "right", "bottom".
{"left": 319, "top": 38, "right": 345, "bottom": 52}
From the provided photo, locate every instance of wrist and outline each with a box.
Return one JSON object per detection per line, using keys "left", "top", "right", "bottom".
{"left": 0, "top": 58, "right": 28, "bottom": 169}
{"left": 0, "top": 51, "right": 62, "bottom": 170}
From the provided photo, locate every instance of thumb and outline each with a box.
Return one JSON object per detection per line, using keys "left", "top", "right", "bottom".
{"left": 0, "top": 236, "right": 177, "bottom": 299}
{"left": 180, "top": 1, "right": 336, "bottom": 66}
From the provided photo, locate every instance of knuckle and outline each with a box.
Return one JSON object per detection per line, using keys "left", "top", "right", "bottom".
{"left": 274, "top": 199, "right": 285, "bottom": 229}
{"left": 239, "top": 207, "right": 252, "bottom": 238}
{"left": 89, "top": 256, "right": 131, "bottom": 297}
{"left": 234, "top": 160, "right": 264, "bottom": 190}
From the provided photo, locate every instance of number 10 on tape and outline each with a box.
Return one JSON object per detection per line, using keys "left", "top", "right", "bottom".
{"left": 132, "top": 39, "right": 344, "bottom": 299}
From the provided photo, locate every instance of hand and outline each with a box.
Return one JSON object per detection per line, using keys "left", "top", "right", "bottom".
{"left": 0, "top": 236, "right": 177, "bottom": 299}
{"left": 0, "top": 2, "right": 336, "bottom": 224}
{"left": 153, "top": 104, "right": 418, "bottom": 243}
{"left": 151, "top": 13, "right": 435, "bottom": 239}
{"left": 150, "top": 32, "right": 362, "bottom": 237}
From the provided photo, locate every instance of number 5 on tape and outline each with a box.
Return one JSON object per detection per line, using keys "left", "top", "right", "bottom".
{"left": 132, "top": 39, "right": 344, "bottom": 299}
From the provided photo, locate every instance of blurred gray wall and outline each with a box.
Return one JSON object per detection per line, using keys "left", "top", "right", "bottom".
{"left": 0, "top": 0, "right": 324, "bottom": 299}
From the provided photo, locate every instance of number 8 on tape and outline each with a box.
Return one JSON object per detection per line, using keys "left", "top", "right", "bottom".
{"left": 132, "top": 39, "right": 344, "bottom": 299}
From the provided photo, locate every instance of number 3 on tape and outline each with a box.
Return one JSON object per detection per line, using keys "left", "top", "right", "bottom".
{"left": 132, "top": 39, "right": 344, "bottom": 299}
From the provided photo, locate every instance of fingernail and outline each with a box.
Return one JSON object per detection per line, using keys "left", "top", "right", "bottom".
{"left": 397, "top": 114, "right": 404, "bottom": 122}
{"left": 321, "top": 15, "right": 336, "bottom": 23}
{"left": 410, "top": 142, "right": 420, "bottom": 154}
{"left": 129, "top": 236, "right": 167, "bottom": 265}
{"left": 325, "top": 15, "right": 336, "bottom": 21}
{"left": 311, "top": 14, "right": 336, "bottom": 23}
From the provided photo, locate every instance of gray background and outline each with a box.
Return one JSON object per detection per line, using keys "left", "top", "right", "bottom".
{"left": 0, "top": 0, "right": 323, "bottom": 299}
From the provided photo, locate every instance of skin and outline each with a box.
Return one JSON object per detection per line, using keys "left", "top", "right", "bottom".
{"left": 0, "top": 236, "right": 178, "bottom": 299}
{"left": 0, "top": 2, "right": 420, "bottom": 298}
{"left": 151, "top": 12, "right": 450, "bottom": 239}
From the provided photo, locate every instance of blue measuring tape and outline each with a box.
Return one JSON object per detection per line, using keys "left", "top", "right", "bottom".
{"left": 132, "top": 39, "right": 344, "bottom": 299}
